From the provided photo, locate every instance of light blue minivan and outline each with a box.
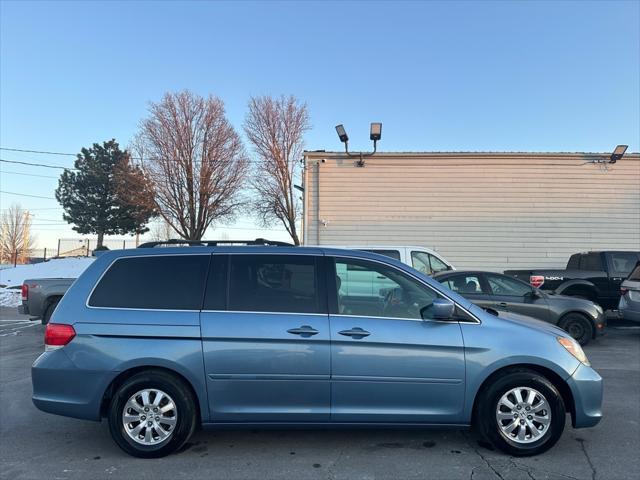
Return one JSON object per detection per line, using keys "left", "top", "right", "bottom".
{"left": 32, "top": 242, "right": 603, "bottom": 458}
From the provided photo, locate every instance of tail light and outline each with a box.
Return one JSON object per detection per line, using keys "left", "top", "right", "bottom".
{"left": 530, "top": 275, "right": 545, "bottom": 288}
{"left": 620, "top": 287, "right": 629, "bottom": 296}
{"left": 21, "top": 283, "right": 29, "bottom": 301}
{"left": 44, "top": 323, "right": 76, "bottom": 351}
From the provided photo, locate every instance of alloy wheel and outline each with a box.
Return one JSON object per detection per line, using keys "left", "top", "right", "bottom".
{"left": 496, "top": 386, "right": 551, "bottom": 444}
{"left": 122, "top": 388, "right": 178, "bottom": 445}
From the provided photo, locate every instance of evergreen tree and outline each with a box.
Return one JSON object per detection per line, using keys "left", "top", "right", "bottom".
{"left": 55, "top": 140, "right": 155, "bottom": 248}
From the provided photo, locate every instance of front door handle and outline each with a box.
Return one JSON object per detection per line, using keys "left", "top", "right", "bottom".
{"left": 287, "top": 325, "right": 319, "bottom": 337}
{"left": 338, "top": 327, "right": 370, "bottom": 339}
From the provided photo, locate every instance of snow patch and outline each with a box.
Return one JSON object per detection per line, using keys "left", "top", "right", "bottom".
{"left": 0, "top": 288, "right": 21, "bottom": 307}
{"left": 0, "top": 257, "right": 95, "bottom": 288}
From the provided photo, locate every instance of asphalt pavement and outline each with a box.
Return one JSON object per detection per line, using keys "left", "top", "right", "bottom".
{"left": 1, "top": 306, "right": 638, "bottom": 480}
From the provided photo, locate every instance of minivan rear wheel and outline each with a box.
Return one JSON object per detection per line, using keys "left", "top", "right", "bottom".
{"left": 107, "top": 371, "right": 197, "bottom": 458}
{"left": 477, "top": 370, "right": 566, "bottom": 456}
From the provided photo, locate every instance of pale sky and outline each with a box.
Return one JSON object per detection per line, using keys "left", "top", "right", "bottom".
{"left": 1, "top": 0, "right": 638, "bottom": 250}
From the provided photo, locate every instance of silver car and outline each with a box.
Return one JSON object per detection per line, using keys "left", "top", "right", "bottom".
{"left": 619, "top": 262, "right": 640, "bottom": 323}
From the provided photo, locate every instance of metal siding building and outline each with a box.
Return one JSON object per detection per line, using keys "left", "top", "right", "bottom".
{"left": 302, "top": 151, "right": 640, "bottom": 271}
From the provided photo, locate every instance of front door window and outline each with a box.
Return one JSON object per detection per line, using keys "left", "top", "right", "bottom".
{"left": 335, "top": 258, "right": 440, "bottom": 320}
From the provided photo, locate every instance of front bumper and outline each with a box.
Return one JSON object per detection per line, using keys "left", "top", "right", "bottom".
{"left": 567, "top": 363, "right": 603, "bottom": 428}
{"left": 594, "top": 312, "right": 607, "bottom": 336}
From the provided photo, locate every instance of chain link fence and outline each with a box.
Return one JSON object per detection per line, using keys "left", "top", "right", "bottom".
{"left": 56, "top": 238, "right": 139, "bottom": 257}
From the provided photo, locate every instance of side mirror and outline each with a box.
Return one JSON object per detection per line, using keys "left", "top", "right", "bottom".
{"left": 422, "top": 298, "right": 455, "bottom": 320}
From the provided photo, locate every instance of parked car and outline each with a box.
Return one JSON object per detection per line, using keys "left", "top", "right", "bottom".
{"left": 315, "top": 245, "right": 454, "bottom": 275}
{"left": 505, "top": 251, "right": 640, "bottom": 310}
{"left": 619, "top": 262, "right": 640, "bottom": 323}
{"left": 433, "top": 271, "right": 605, "bottom": 345}
{"left": 19, "top": 278, "right": 75, "bottom": 324}
{"left": 33, "top": 241, "right": 602, "bottom": 458}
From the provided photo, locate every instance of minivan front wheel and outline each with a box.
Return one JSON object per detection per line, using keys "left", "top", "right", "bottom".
{"left": 477, "top": 370, "right": 566, "bottom": 456}
{"left": 108, "top": 371, "right": 197, "bottom": 458}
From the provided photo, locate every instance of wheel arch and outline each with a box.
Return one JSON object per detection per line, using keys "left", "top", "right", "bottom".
{"left": 471, "top": 364, "right": 576, "bottom": 427}
{"left": 100, "top": 365, "right": 202, "bottom": 423}
{"left": 555, "top": 280, "right": 599, "bottom": 302}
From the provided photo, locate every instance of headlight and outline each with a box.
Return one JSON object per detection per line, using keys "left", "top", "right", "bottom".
{"left": 558, "top": 337, "right": 590, "bottom": 366}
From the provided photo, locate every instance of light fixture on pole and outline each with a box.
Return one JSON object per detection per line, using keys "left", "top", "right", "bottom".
{"left": 335, "top": 122, "right": 382, "bottom": 167}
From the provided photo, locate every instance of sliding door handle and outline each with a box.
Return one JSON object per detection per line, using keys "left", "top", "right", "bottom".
{"left": 287, "top": 325, "right": 319, "bottom": 337}
{"left": 338, "top": 327, "right": 370, "bottom": 339}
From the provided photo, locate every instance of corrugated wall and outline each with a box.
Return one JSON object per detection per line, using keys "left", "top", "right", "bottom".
{"left": 303, "top": 152, "right": 640, "bottom": 271}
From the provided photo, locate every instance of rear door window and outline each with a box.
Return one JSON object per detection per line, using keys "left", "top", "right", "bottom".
{"left": 579, "top": 253, "right": 603, "bottom": 271}
{"left": 227, "top": 255, "right": 324, "bottom": 314}
{"left": 486, "top": 274, "right": 532, "bottom": 297}
{"left": 89, "top": 254, "right": 210, "bottom": 309}
{"left": 440, "top": 274, "right": 485, "bottom": 295}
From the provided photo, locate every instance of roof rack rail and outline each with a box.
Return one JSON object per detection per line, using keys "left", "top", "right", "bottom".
{"left": 137, "top": 238, "right": 295, "bottom": 248}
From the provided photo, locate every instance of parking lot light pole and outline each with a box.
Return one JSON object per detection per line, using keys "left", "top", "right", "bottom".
{"left": 335, "top": 122, "right": 382, "bottom": 167}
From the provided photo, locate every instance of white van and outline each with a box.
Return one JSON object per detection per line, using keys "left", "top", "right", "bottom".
{"left": 332, "top": 245, "right": 454, "bottom": 274}
{"left": 318, "top": 246, "right": 455, "bottom": 297}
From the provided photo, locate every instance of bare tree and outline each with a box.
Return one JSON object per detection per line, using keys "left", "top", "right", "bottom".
{"left": 244, "top": 95, "right": 310, "bottom": 245}
{"left": 136, "top": 91, "right": 248, "bottom": 241}
{"left": 148, "top": 219, "right": 175, "bottom": 242}
{"left": 0, "top": 203, "right": 36, "bottom": 265}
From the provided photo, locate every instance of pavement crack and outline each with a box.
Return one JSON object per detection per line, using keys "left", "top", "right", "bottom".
{"left": 576, "top": 438, "right": 597, "bottom": 480}
{"left": 462, "top": 432, "right": 505, "bottom": 480}
{"left": 326, "top": 444, "right": 346, "bottom": 480}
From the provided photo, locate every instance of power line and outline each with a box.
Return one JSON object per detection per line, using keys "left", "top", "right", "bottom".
{"left": 0, "top": 190, "right": 56, "bottom": 200}
{"left": 0, "top": 146, "right": 145, "bottom": 161}
{"left": 0, "top": 147, "right": 76, "bottom": 156}
{"left": 0, "top": 170, "right": 59, "bottom": 179}
{"left": 0, "top": 158, "right": 75, "bottom": 170}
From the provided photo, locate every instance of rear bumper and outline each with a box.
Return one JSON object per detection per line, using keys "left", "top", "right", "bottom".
{"left": 567, "top": 363, "right": 603, "bottom": 428}
{"left": 18, "top": 303, "right": 30, "bottom": 315}
{"left": 618, "top": 297, "right": 640, "bottom": 323}
{"left": 32, "top": 349, "right": 112, "bottom": 421}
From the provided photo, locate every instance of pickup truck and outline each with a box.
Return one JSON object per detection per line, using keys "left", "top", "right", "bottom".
{"left": 19, "top": 278, "right": 75, "bottom": 324}
{"left": 505, "top": 251, "right": 640, "bottom": 311}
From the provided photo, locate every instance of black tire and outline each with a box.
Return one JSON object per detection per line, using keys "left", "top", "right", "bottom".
{"left": 476, "top": 369, "right": 566, "bottom": 456}
{"left": 107, "top": 370, "right": 197, "bottom": 458}
{"left": 42, "top": 298, "right": 60, "bottom": 325}
{"left": 559, "top": 313, "right": 594, "bottom": 346}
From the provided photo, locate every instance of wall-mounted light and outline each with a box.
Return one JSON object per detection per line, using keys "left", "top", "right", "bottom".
{"left": 334, "top": 122, "right": 382, "bottom": 167}
{"left": 335, "top": 124, "right": 349, "bottom": 143}
{"left": 369, "top": 122, "right": 382, "bottom": 141}
{"left": 610, "top": 145, "right": 628, "bottom": 164}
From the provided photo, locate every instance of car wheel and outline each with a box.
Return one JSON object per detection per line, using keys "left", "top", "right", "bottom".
{"left": 560, "top": 313, "right": 594, "bottom": 346}
{"left": 107, "top": 370, "right": 197, "bottom": 458}
{"left": 477, "top": 369, "right": 566, "bottom": 456}
{"left": 42, "top": 298, "right": 60, "bottom": 325}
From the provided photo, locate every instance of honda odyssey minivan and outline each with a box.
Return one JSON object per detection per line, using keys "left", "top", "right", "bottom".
{"left": 32, "top": 241, "right": 602, "bottom": 458}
